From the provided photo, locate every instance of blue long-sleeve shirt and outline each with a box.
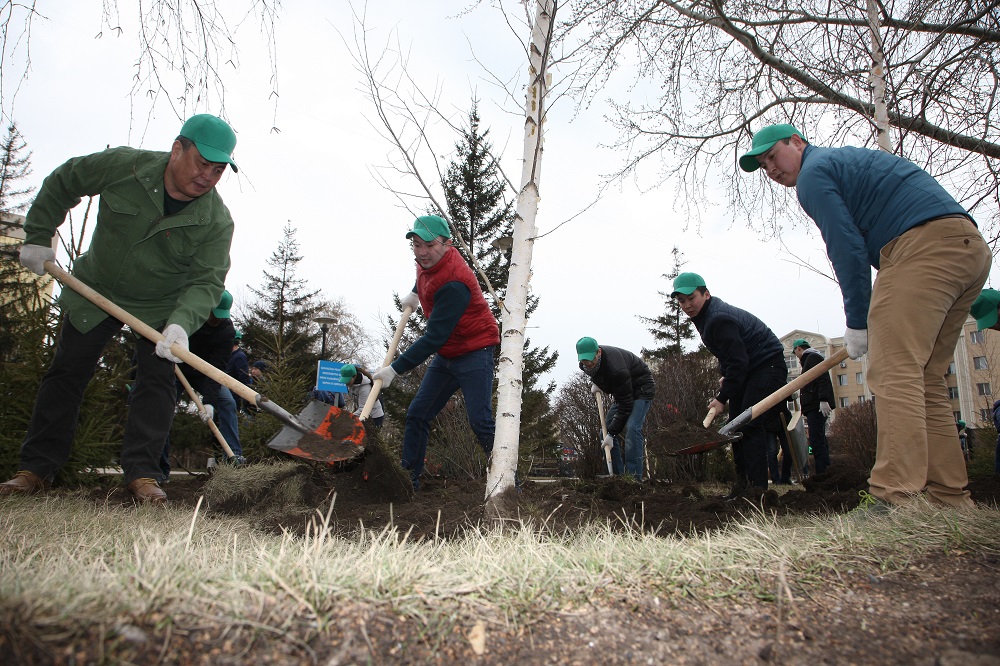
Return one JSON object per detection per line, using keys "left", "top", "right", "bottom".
{"left": 391, "top": 282, "right": 471, "bottom": 373}
{"left": 795, "top": 144, "right": 971, "bottom": 329}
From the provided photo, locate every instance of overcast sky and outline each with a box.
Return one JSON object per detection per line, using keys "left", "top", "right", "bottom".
{"left": 9, "top": 2, "right": 997, "bottom": 388}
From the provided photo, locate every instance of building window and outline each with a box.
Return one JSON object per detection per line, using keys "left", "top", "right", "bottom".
{"left": 856, "top": 372, "right": 864, "bottom": 384}
{"left": 946, "top": 362, "right": 956, "bottom": 375}
{"left": 971, "top": 330, "right": 985, "bottom": 344}
{"left": 954, "top": 411, "right": 962, "bottom": 423}
{"left": 977, "top": 382, "right": 992, "bottom": 396}
{"left": 840, "top": 397, "right": 850, "bottom": 408}
{"left": 840, "top": 361, "right": 847, "bottom": 368}
{"left": 837, "top": 374, "right": 848, "bottom": 386}
{"left": 786, "top": 357, "right": 797, "bottom": 370}
{"left": 981, "top": 409, "right": 992, "bottom": 423}
{"left": 974, "top": 356, "right": 988, "bottom": 370}
{"left": 948, "top": 387, "right": 960, "bottom": 399}
{"left": 858, "top": 395, "right": 867, "bottom": 402}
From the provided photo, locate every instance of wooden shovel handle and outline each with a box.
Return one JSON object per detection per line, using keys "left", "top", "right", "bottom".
{"left": 359, "top": 305, "right": 413, "bottom": 420}
{"left": 702, "top": 405, "right": 721, "bottom": 428}
{"left": 595, "top": 392, "right": 609, "bottom": 439}
{"left": 45, "top": 262, "right": 261, "bottom": 406}
{"left": 174, "top": 366, "right": 236, "bottom": 460}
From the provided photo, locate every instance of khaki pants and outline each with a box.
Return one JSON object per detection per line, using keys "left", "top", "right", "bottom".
{"left": 867, "top": 216, "right": 990, "bottom": 507}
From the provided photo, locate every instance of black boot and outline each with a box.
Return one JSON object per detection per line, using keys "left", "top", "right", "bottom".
{"left": 723, "top": 479, "right": 747, "bottom": 500}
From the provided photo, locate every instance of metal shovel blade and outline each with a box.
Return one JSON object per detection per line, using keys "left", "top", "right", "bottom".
{"left": 267, "top": 399, "right": 366, "bottom": 463}
{"left": 669, "top": 434, "right": 742, "bottom": 456}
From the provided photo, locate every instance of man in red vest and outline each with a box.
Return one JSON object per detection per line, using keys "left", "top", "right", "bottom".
{"left": 373, "top": 215, "right": 500, "bottom": 490}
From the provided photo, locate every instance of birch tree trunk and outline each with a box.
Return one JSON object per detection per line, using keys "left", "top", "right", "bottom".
{"left": 867, "top": 0, "right": 892, "bottom": 153}
{"left": 484, "top": 0, "right": 554, "bottom": 506}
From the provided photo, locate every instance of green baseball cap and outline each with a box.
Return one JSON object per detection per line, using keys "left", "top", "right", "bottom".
{"left": 792, "top": 339, "right": 809, "bottom": 349}
{"left": 212, "top": 290, "right": 233, "bottom": 319}
{"left": 576, "top": 336, "right": 599, "bottom": 361}
{"left": 671, "top": 272, "right": 707, "bottom": 297}
{"left": 405, "top": 215, "right": 451, "bottom": 241}
{"left": 234, "top": 329, "right": 243, "bottom": 340}
{"left": 179, "top": 114, "right": 239, "bottom": 173}
{"left": 340, "top": 364, "right": 357, "bottom": 384}
{"left": 739, "top": 123, "right": 805, "bottom": 173}
{"left": 971, "top": 288, "right": 1000, "bottom": 330}
{"left": 958, "top": 419, "right": 966, "bottom": 429}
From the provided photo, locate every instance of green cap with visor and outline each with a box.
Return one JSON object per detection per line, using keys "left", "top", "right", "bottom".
{"left": 739, "top": 123, "right": 804, "bottom": 173}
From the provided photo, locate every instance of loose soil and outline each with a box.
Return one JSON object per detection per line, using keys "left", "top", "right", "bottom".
{"left": 4, "top": 437, "right": 1000, "bottom": 664}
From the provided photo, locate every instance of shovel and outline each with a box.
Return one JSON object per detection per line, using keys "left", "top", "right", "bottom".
{"left": 718, "top": 347, "right": 849, "bottom": 437}
{"left": 595, "top": 391, "right": 613, "bottom": 475}
{"left": 174, "top": 365, "right": 236, "bottom": 461}
{"left": 357, "top": 304, "right": 414, "bottom": 420}
{"left": 45, "top": 261, "right": 362, "bottom": 463}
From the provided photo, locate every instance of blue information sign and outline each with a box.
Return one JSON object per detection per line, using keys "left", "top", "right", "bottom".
{"left": 316, "top": 360, "right": 348, "bottom": 393}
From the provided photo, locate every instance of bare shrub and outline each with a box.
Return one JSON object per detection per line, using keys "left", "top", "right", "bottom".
{"left": 828, "top": 401, "right": 878, "bottom": 474}
{"left": 554, "top": 373, "right": 606, "bottom": 478}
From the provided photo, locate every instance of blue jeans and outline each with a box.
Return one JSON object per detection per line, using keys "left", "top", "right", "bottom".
{"left": 401, "top": 347, "right": 495, "bottom": 488}
{"left": 606, "top": 399, "right": 652, "bottom": 480}
{"left": 766, "top": 430, "right": 792, "bottom": 484}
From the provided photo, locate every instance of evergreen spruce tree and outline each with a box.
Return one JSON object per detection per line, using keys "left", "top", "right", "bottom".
{"left": 640, "top": 246, "right": 697, "bottom": 360}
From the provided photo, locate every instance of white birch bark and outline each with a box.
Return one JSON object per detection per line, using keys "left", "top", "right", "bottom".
{"left": 867, "top": 0, "right": 892, "bottom": 152}
{"left": 484, "top": 0, "right": 553, "bottom": 503}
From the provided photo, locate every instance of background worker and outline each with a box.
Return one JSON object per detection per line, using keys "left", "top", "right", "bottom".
{"left": 741, "top": 123, "right": 990, "bottom": 509}
{"left": 372, "top": 215, "right": 500, "bottom": 490}
{"left": 340, "top": 364, "right": 385, "bottom": 428}
{"left": 170, "top": 290, "right": 244, "bottom": 473}
{"left": 971, "top": 288, "right": 1000, "bottom": 477}
{"left": 0, "top": 113, "right": 237, "bottom": 504}
{"left": 672, "top": 272, "right": 788, "bottom": 499}
{"left": 226, "top": 330, "right": 252, "bottom": 413}
{"left": 576, "top": 337, "right": 655, "bottom": 480}
{"left": 792, "top": 339, "right": 836, "bottom": 475}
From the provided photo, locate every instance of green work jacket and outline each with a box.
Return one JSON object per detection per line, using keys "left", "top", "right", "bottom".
{"left": 24, "top": 147, "right": 234, "bottom": 335}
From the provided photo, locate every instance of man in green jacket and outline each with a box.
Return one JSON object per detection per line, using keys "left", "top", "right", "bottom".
{"left": 0, "top": 114, "right": 238, "bottom": 504}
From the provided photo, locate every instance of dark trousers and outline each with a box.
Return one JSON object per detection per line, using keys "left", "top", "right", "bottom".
{"left": 805, "top": 409, "right": 831, "bottom": 474}
{"left": 767, "top": 431, "right": 792, "bottom": 484}
{"left": 20, "top": 316, "right": 176, "bottom": 484}
{"left": 730, "top": 356, "right": 788, "bottom": 489}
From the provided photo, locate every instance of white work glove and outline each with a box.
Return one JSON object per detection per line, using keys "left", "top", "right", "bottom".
{"left": 372, "top": 365, "right": 398, "bottom": 389}
{"left": 199, "top": 404, "right": 215, "bottom": 423}
{"left": 820, "top": 401, "right": 833, "bottom": 418}
{"left": 401, "top": 290, "right": 420, "bottom": 311}
{"left": 19, "top": 244, "right": 55, "bottom": 276}
{"left": 155, "top": 324, "right": 188, "bottom": 363}
{"left": 845, "top": 327, "right": 868, "bottom": 360}
{"left": 590, "top": 382, "right": 601, "bottom": 396}
{"left": 602, "top": 434, "right": 614, "bottom": 450}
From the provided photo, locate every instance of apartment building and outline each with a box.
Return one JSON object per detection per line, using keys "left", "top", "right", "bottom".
{"left": 781, "top": 319, "right": 1000, "bottom": 428}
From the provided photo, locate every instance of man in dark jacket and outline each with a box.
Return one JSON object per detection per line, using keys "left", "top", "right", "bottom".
{"left": 792, "top": 339, "right": 836, "bottom": 475}
{"left": 673, "top": 272, "right": 788, "bottom": 498}
{"left": 226, "top": 330, "right": 251, "bottom": 413}
{"left": 577, "top": 337, "right": 655, "bottom": 480}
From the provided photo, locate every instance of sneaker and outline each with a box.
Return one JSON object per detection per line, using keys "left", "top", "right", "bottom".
{"left": 849, "top": 490, "right": 892, "bottom": 518}
{"left": 0, "top": 470, "right": 49, "bottom": 496}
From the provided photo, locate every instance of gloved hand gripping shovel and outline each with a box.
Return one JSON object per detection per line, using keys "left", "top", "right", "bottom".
{"left": 46, "top": 261, "right": 361, "bottom": 464}
{"left": 595, "top": 391, "right": 613, "bottom": 475}
{"left": 358, "top": 304, "right": 413, "bottom": 421}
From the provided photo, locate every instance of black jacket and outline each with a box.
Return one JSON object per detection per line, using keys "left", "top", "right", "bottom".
{"left": 798, "top": 348, "right": 836, "bottom": 414}
{"left": 179, "top": 318, "right": 236, "bottom": 401}
{"left": 584, "top": 345, "right": 655, "bottom": 436}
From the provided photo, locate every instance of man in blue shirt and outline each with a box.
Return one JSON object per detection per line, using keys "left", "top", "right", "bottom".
{"left": 740, "top": 124, "right": 990, "bottom": 509}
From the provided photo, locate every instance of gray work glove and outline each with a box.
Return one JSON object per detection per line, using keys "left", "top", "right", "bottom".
{"left": 401, "top": 290, "right": 420, "bottom": 311}
{"left": 199, "top": 404, "right": 215, "bottom": 423}
{"left": 590, "top": 382, "right": 601, "bottom": 396}
{"left": 820, "top": 401, "right": 833, "bottom": 418}
{"left": 373, "top": 365, "right": 398, "bottom": 389}
{"left": 19, "top": 244, "right": 55, "bottom": 276}
{"left": 602, "top": 434, "right": 614, "bottom": 450}
{"left": 845, "top": 327, "right": 868, "bottom": 360}
{"left": 155, "top": 324, "right": 188, "bottom": 363}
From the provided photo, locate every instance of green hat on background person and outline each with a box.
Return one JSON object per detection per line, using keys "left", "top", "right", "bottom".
{"left": 971, "top": 288, "right": 1000, "bottom": 331}
{"left": 739, "top": 123, "right": 805, "bottom": 173}
{"left": 958, "top": 420, "right": 966, "bottom": 429}
{"left": 234, "top": 329, "right": 243, "bottom": 340}
{"left": 671, "top": 272, "right": 707, "bottom": 297}
{"left": 179, "top": 114, "right": 239, "bottom": 172}
{"left": 340, "top": 364, "right": 357, "bottom": 384}
{"left": 405, "top": 215, "right": 451, "bottom": 241}
{"left": 576, "top": 336, "right": 599, "bottom": 361}
{"left": 212, "top": 290, "right": 233, "bottom": 319}
{"left": 792, "top": 339, "right": 810, "bottom": 350}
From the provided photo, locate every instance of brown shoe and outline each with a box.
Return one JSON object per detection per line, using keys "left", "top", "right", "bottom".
{"left": 127, "top": 478, "right": 167, "bottom": 505}
{"left": 0, "top": 470, "right": 49, "bottom": 496}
